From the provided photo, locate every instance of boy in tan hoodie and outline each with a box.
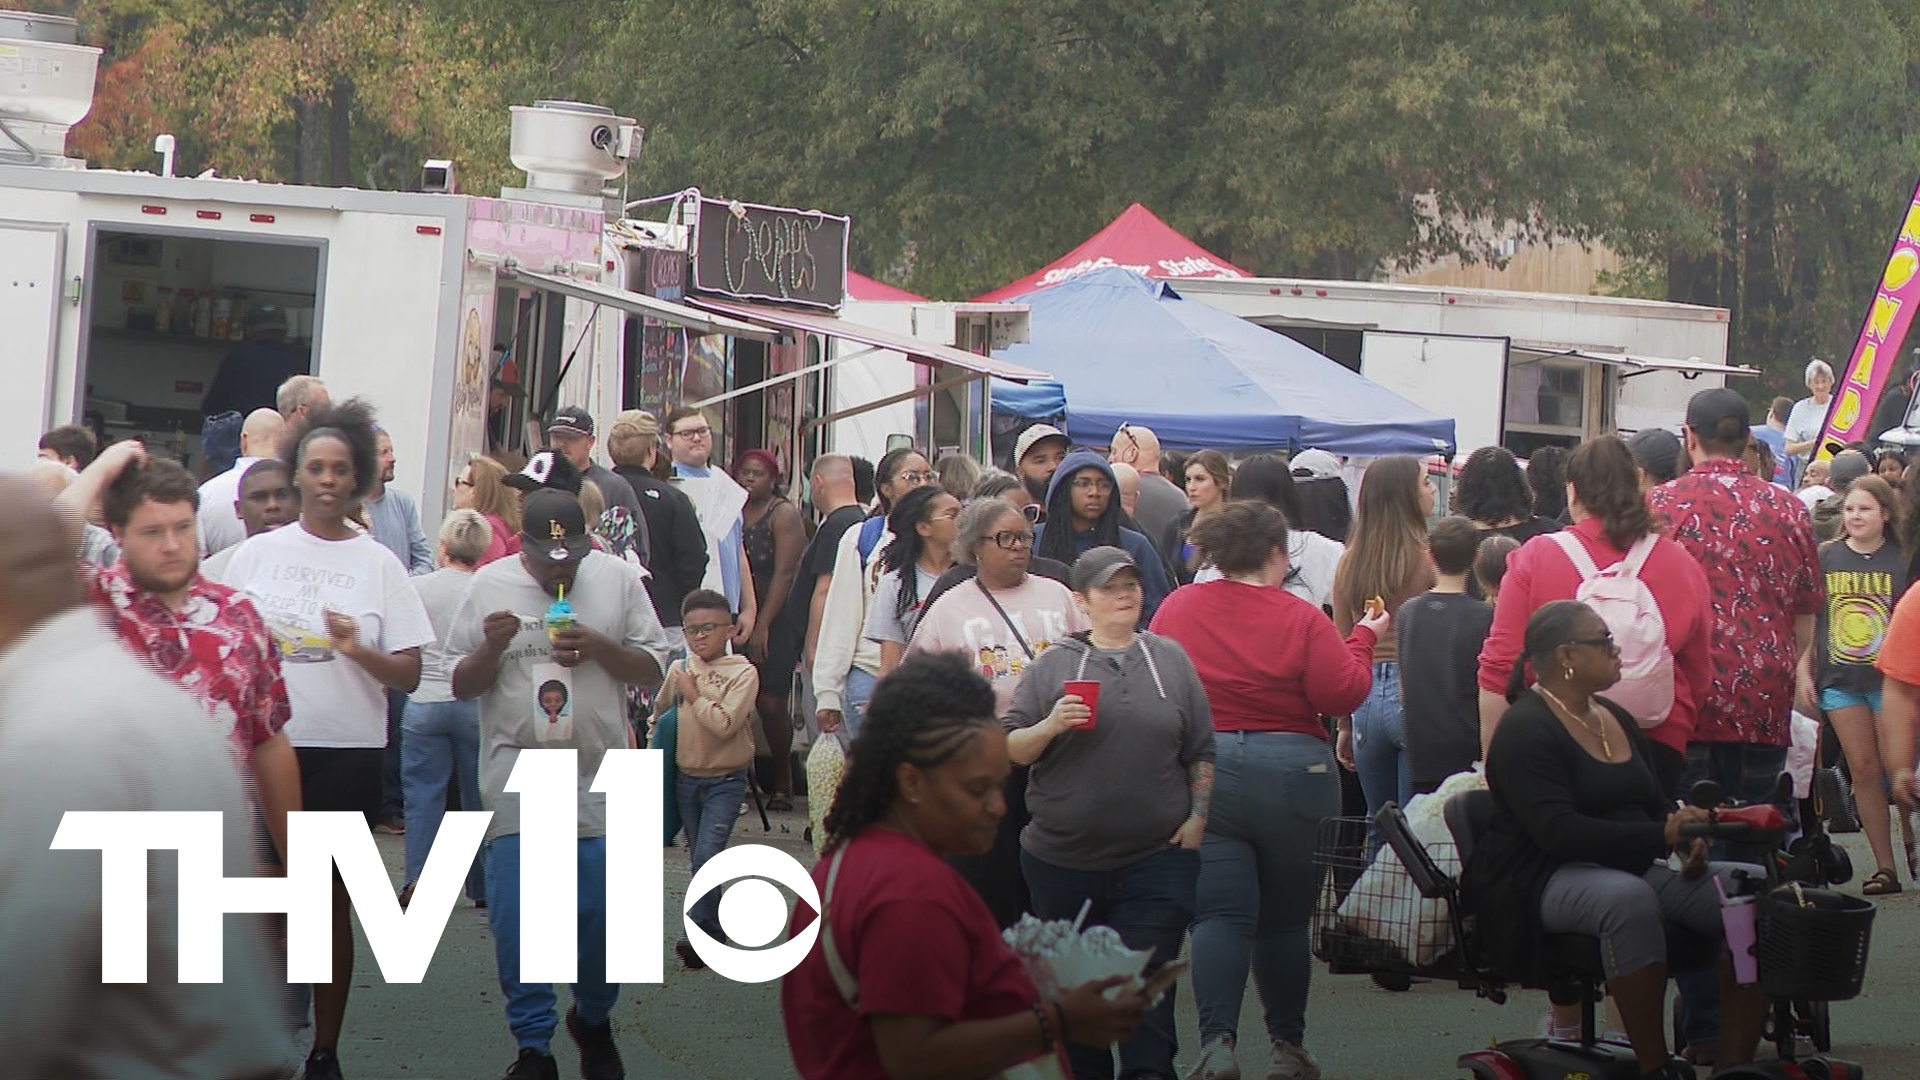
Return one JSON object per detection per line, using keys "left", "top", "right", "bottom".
{"left": 657, "top": 588, "right": 760, "bottom": 970}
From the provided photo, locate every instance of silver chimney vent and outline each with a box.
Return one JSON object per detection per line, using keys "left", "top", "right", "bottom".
{"left": 0, "top": 12, "right": 103, "bottom": 169}
{"left": 504, "top": 100, "right": 640, "bottom": 210}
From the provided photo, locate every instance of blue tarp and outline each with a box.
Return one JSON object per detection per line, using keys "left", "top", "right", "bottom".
{"left": 990, "top": 268, "right": 1457, "bottom": 456}
{"left": 991, "top": 379, "right": 1068, "bottom": 423}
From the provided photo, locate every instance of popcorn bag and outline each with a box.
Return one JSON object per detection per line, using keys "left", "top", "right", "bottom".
{"left": 1003, "top": 911, "right": 1153, "bottom": 1001}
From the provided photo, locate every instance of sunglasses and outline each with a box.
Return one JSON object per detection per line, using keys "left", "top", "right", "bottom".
{"left": 1569, "top": 634, "right": 1619, "bottom": 654}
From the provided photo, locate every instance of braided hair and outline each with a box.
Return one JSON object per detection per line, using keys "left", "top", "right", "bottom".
{"left": 878, "top": 485, "right": 949, "bottom": 623}
{"left": 822, "top": 651, "right": 998, "bottom": 852}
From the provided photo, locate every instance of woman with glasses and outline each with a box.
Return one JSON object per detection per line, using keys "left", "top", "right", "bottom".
{"left": 863, "top": 486, "right": 962, "bottom": 675}
{"left": 1469, "top": 601, "right": 1769, "bottom": 1080}
{"left": 1474, "top": 435, "right": 1714, "bottom": 1044}
{"left": 1477, "top": 436, "right": 1712, "bottom": 793}
{"left": 452, "top": 455, "right": 521, "bottom": 566}
{"left": 910, "top": 496, "right": 1089, "bottom": 926}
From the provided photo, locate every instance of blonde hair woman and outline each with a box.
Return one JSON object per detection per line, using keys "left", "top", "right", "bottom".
{"left": 454, "top": 454, "right": 521, "bottom": 565}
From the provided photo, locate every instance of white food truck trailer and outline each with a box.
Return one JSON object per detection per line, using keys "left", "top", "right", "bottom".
{"left": 2, "top": 11, "right": 791, "bottom": 529}
{"left": 1176, "top": 275, "right": 1755, "bottom": 458}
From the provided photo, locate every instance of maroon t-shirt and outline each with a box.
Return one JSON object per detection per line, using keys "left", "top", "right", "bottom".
{"left": 782, "top": 828, "right": 1052, "bottom": 1080}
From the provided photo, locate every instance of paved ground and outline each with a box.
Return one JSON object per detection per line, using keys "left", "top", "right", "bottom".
{"left": 332, "top": 804, "right": 1920, "bottom": 1079}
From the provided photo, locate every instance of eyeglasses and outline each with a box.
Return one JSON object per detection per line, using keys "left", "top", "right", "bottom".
{"left": 897, "top": 470, "right": 936, "bottom": 485}
{"left": 684, "top": 621, "right": 731, "bottom": 637}
{"left": 670, "top": 426, "right": 712, "bottom": 440}
{"left": 1070, "top": 477, "right": 1115, "bottom": 494}
{"left": 989, "top": 530, "right": 1034, "bottom": 550}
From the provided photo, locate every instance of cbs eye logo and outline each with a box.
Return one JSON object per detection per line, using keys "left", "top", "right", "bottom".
{"left": 683, "top": 845, "right": 821, "bottom": 981}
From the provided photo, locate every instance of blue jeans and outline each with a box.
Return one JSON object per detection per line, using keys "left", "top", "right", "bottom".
{"left": 380, "top": 686, "right": 407, "bottom": 822}
{"left": 1193, "top": 731, "right": 1340, "bottom": 1049}
{"left": 1022, "top": 846, "right": 1199, "bottom": 1080}
{"left": 402, "top": 698, "right": 487, "bottom": 901}
{"left": 1352, "top": 661, "right": 1409, "bottom": 849}
{"left": 842, "top": 666, "right": 878, "bottom": 742}
{"left": 1673, "top": 742, "right": 1790, "bottom": 1049}
{"left": 677, "top": 769, "right": 750, "bottom": 940}
{"left": 485, "top": 835, "right": 617, "bottom": 1054}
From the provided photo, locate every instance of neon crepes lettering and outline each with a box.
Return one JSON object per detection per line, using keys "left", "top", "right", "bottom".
{"left": 49, "top": 749, "right": 821, "bottom": 986}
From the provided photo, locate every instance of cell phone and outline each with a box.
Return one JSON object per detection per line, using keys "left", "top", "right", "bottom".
{"left": 1140, "top": 959, "right": 1191, "bottom": 1002}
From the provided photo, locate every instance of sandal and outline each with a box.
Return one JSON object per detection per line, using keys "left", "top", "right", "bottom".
{"left": 766, "top": 795, "right": 795, "bottom": 813}
{"left": 1863, "top": 867, "right": 1902, "bottom": 896}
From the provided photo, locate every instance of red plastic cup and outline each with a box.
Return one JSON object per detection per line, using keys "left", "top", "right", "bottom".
{"left": 1063, "top": 680, "right": 1101, "bottom": 730}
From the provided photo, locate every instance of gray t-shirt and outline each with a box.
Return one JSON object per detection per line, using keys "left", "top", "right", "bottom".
{"left": 449, "top": 551, "right": 669, "bottom": 841}
{"left": 1132, "top": 474, "right": 1189, "bottom": 557}
{"left": 1003, "top": 633, "right": 1216, "bottom": 872}
{"left": 0, "top": 608, "right": 285, "bottom": 1077}
{"left": 409, "top": 566, "right": 474, "bottom": 703}
{"left": 861, "top": 566, "right": 941, "bottom": 646}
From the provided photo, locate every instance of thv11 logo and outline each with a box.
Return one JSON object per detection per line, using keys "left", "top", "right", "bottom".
{"left": 51, "top": 749, "right": 820, "bottom": 985}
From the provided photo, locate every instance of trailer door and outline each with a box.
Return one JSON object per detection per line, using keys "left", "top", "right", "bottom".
{"left": 1360, "top": 331, "right": 1509, "bottom": 456}
{"left": 1, "top": 222, "right": 65, "bottom": 464}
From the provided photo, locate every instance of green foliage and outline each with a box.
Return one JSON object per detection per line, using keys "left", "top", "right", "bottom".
{"left": 44, "top": 0, "right": 1920, "bottom": 385}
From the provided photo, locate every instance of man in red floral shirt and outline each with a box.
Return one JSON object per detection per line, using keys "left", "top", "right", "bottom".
{"left": 63, "top": 442, "right": 301, "bottom": 865}
{"left": 1647, "top": 388, "right": 1821, "bottom": 1062}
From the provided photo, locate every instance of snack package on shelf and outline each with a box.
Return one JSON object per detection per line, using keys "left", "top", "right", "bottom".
{"left": 1002, "top": 912, "right": 1153, "bottom": 1001}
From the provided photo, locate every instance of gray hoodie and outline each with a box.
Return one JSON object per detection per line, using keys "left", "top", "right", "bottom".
{"left": 1004, "top": 631, "right": 1216, "bottom": 872}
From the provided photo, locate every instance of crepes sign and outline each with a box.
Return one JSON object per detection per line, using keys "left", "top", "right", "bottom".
{"left": 691, "top": 197, "right": 849, "bottom": 310}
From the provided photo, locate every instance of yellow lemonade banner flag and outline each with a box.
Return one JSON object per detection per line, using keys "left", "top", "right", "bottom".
{"left": 1816, "top": 174, "right": 1920, "bottom": 460}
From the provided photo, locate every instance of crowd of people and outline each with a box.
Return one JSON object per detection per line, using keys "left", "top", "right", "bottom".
{"left": 14, "top": 371, "right": 1920, "bottom": 1080}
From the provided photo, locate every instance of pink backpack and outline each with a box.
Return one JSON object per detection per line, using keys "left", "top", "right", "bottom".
{"left": 1549, "top": 532, "right": 1675, "bottom": 728}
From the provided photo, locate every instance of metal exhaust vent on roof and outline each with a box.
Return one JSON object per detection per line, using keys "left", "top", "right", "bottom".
{"left": 0, "top": 12, "right": 103, "bottom": 169}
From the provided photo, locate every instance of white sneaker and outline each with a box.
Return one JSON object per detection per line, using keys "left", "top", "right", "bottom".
{"left": 1186, "top": 1034, "right": 1241, "bottom": 1080}
{"left": 1266, "top": 1040, "right": 1321, "bottom": 1080}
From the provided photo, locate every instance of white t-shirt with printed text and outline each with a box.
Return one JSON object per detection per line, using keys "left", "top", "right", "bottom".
{"left": 217, "top": 522, "right": 435, "bottom": 748}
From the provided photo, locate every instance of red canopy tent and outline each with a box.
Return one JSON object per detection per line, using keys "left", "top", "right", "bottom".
{"left": 847, "top": 270, "right": 927, "bottom": 303}
{"left": 974, "top": 203, "right": 1249, "bottom": 302}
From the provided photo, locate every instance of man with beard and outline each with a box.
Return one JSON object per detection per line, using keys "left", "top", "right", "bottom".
{"left": 58, "top": 442, "right": 302, "bottom": 867}
{"left": 202, "top": 459, "right": 298, "bottom": 581}
{"left": 1013, "top": 423, "right": 1070, "bottom": 508}
{"left": 365, "top": 427, "right": 433, "bottom": 576}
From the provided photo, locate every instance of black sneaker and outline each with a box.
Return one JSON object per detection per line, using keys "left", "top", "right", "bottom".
{"left": 566, "top": 1006, "right": 626, "bottom": 1080}
{"left": 675, "top": 938, "right": 707, "bottom": 971}
{"left": 301, "top": 1048, "right": 345, "bottom": 1080}
{"left": 502, "top": 1047, "right": 558, "bottom": 1080}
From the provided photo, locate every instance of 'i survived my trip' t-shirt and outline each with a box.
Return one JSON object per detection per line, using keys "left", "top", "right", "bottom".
{"left": 217, "top": 523, "right": 434, "bottom": 749}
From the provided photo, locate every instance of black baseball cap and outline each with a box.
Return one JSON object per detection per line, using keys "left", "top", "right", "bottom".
{"left": 521, "top": 489, "right": 593, "bottom": 564}
{"left": 1685, "top": 388, "right": 1751, "bottom": 435}
{"left": 505, "top": 449, "right": 582, "bottom": 495}
{"left": 548, "top": 406, "right": 594, "bottom": 438}
{"left": 1069, "top": 546, "right": 1141, "bottom": 593}
{"left": 1627, "top": 428, "right": 1684, "bottom": 484}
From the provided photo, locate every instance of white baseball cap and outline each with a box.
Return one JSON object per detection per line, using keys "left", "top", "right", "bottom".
{"left": 1014, "top": 424, "right": 1069, "bottom": 464}
{"left": 1289, "top": 449, "right": 1343, "bottom": 481}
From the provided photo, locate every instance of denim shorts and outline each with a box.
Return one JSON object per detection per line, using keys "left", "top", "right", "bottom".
{"left": 1820, "top": 686, "right": 1883, "bottom": 713}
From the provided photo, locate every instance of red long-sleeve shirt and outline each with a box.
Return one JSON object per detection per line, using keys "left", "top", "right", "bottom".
{"left": 1475, "top": 518, "right": 1713, "bottom": 753}
{"left": 1151, "top": 579, "right": 1375, "bottom": 737}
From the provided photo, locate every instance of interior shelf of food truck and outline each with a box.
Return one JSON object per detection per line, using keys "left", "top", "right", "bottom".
{"left": 78, "top": 228, "right": 320, "bottom": 470}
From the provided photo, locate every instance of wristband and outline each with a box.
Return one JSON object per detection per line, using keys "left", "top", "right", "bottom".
{"left": 1031, "top": 1001, "right": 1057, "bottom": 1051}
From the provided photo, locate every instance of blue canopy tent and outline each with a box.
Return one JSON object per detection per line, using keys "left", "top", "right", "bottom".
{"left": 990, "top": 268, "right": 1456, "bottom": 456}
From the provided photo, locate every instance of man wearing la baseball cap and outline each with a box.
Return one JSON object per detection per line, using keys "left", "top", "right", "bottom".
{"left": 448, "top": 487, "right": 670, "bottom": 1080}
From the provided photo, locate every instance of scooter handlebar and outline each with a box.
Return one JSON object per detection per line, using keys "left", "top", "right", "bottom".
{"left": 1676, "top": 802, "right": 1789, "bottom": 839}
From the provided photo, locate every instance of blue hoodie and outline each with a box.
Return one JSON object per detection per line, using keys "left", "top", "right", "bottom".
{"left": 1034, "top": 450, "right": 1173, "bottom": 622}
